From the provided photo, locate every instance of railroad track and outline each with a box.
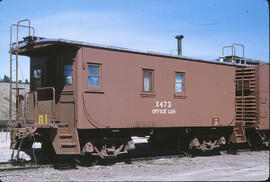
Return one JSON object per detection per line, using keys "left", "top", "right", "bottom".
{"left": 129, "top": 154, "right": 181, "bottom": 163}
{"left": 125, "top": 148, "right": 255, "bottom": 163}
{"left": 0, "top": 148, "right": 255, "bottom": 172}
{"left": 0, "top": 161, "right": 52, "bottom": 172}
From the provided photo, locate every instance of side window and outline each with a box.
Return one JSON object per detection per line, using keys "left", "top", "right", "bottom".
{"left": 143, "top": 69, "right": 154, "bottom": 92}
{"left": 88, "top": 64, "right": 100, "bottom": 87}
{"left": 64, "top": 64, "right": 72, "bottom": 86}
{"left": 175, "top": 72, "right": 184, "bottom": 93}
{"left": 33, "top": 66, "right": 42, "bottom": 89}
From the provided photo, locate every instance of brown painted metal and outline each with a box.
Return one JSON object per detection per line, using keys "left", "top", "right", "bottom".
{"left": 36, "top": 87, "right": 56, "bottom": 126}
{"left": 235, "top": 67, "right": 258, "bottom": 126}
{"left": 24, "top": 91, "right": 36, "bottom": 121}
{"left": 11, "top": 20, "right": 269, "bottom": 155}
{"left": 257, "top": 63, "right": 269, "bottom": 130}
{"left": 13, "top": 40, "right": 236, "bottom": 155}
{"left": 235, "top": 63, "right": 269, "bottom": 130}
{"left": 233, "top": 62, "right": 269, "bottom": 144}
{"left": 76, "top": 47, "right": 235, "bottom": 129}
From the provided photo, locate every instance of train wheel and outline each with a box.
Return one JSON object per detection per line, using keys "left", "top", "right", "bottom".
{"left": 75, "top": 154, "right": 98, "bottom": 167}
{"left": 189, "top": 137, "right": 222, "bottom": 156}
{"left": 176, "top": 136, "right": 190, "bottom": 155}
{"left": 41, "top": 142, "right": 56, "bottom": 161}
{"left": 54, "top": 155, "right": 76, "bottom": 169}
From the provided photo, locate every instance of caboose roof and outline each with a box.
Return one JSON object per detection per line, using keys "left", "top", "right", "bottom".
{"left": 13, "top": 36, "right": 262, "bottom": 67}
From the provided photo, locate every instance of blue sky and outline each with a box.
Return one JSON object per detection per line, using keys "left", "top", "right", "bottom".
{"left": 0, "top": 0, "right": 269, "bottom": 81}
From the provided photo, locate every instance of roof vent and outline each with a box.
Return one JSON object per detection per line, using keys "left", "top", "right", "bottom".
{"left": 175, "top": 35, "right": 184, "bottom": 56}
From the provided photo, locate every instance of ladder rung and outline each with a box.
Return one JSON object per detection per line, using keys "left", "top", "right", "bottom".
{"left": 61, "top": 143, "right": 76, "bottom": 148}
{"left": 59, "top": 134, "right": 73, "bottom": 138}
{"left": 235, "top": 134, "right": 243, "bottom": 137}
{"left": 57, "top": 123, "right": 69, "bottom": 128}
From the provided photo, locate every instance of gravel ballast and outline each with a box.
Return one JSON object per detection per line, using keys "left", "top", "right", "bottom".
{"left": 0, "top": 132, "right": 269, "bottom": 181}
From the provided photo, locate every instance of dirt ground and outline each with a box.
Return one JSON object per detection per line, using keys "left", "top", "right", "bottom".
{"left": 0, "top": 132, "right": 269, "bottom": 181}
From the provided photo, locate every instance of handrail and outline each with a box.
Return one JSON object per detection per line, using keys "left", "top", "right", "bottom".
{"left": 232, "top": 43, "right": 244, "bottom": 58}
{"left": 222, "top": 46, "right": 236, "bottom": 59}
{"left": 221, "top": 44, "right": 245, "bottom": 60}
{"left": 17, "top": 19, "right": 31, "bottom": 38}
{"left": 10, "top": 24, "right": 36, "bottom": 50}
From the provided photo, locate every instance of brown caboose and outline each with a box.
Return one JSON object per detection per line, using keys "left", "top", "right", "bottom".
{"left": 9, "top": 20, "right": 267, "bottom": 161}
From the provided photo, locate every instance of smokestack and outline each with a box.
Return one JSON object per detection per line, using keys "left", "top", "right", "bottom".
{"left": 175, "top": 35, "right": 184, "bottom": 56}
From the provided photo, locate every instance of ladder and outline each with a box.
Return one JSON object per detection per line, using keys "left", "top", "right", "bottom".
{"left": 9, "top": 19, "right": 35, "bottom": 126}
{"left": 233, "top": 122, "right": 246, "bottom": 143}
{"left": 52, "top": 122, "right": 81, "bottom": 155}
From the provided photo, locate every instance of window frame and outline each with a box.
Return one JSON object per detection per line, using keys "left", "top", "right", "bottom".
{"left": 142, "top": 69, "right": 154, "bottom": 93}
{"left": 63, "top": 64, "right": 73, "bottom": 87}
{"left": 174, "top": 72, "right": 186, "bottom": 98}
{"left": 140, "top": 68, "right": 155, "bottom": 97}
{"left": 32, "top": 65, "right": 42, "bottom": 90}
{"left": 87, "top": 62, "right": 102, "bottom": 91}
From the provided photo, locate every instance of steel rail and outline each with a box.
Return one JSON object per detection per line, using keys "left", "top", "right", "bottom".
{"left": 0, "top": 162, "right": 53, "bottom": 172}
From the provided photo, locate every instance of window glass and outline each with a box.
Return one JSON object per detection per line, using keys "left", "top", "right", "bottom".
{"left": 175, "top": 73, "right": 183, "bottom": 83}
{"left": 33, "top": 69, "right": 42, "bottom": 79}
{"left": 143, "top": 70, "right": 153, "bottom": 92}
{"left": 33, "top": 67, "right": 42, "bottom": 89}
{"left": 64, "top": 64, "right": 72, "bottom": 86}
{"left": 175, "top": 83, "right": 183, "bottom": 92}
{"left": 175, "top": 73, "right": 184, "bottom": 93}
{"left": 88, "top": 65, "right": 100, "bottom": 87}
{"left": 88, "top": 65, "right": 99, "bottom": 75}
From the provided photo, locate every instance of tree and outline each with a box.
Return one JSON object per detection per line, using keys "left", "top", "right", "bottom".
{"left": 25, "top": 79, "right": 29, "bottom": 84}
{"left": 2, "top": 75, "right": 10, "bottom": 83}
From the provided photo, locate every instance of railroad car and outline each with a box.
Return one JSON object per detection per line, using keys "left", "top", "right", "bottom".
{"left": 220, "top": 48, "right": 269, "bottom": 149}
{"left": 8, "top": 20, "right": 269, "bottom": 162}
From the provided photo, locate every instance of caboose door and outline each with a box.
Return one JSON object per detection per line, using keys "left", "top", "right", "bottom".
{"left": 57, "top": 57, "right": 75, "bottom": 127}
{"left": 51, "top": 56, "right": 80, "bottom": 154}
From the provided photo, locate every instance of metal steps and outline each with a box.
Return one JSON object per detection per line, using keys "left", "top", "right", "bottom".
{"left": 52, "top": 122, "right": 80, "bottom": 155}
{"left": 61, "top": 143, "right": 76, "bottom": 148}
{"left": 233, "top": 122, "right": 246, "bottom": 143}
{"left": 59, "top": 134, "right": 73, "bottom": 138}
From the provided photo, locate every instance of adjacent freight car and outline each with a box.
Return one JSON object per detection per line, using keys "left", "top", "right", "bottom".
{"left": 219, "top": 46, "right": 269, "bottom": 149}
{"left": 8, "top": 20, "right": 269, "bottom": 162}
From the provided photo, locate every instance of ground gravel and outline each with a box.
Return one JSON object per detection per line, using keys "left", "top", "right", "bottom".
{"left": 0, "top": 132, "right": 269, "bottom": 181}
